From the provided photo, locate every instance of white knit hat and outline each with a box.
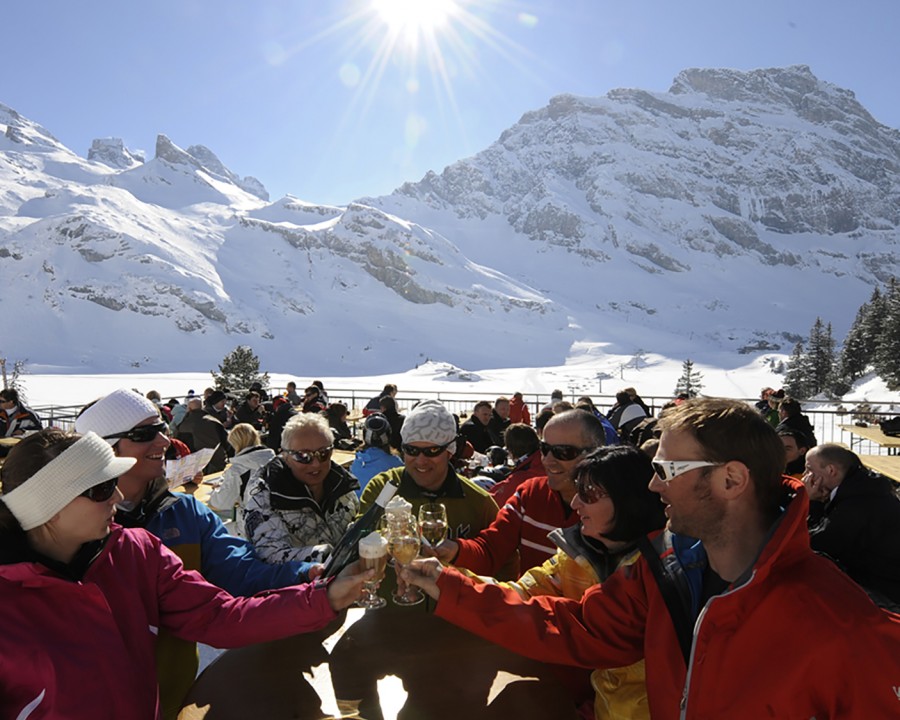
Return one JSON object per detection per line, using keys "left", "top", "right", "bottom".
{"left": 401, "top": 400, "right": 457, "bottom": 454}
{"left": 1, "top": 432, "right": 136, "bottom": 530}
{"left": 75, "top": 388, "right": 161, "bottom": 445}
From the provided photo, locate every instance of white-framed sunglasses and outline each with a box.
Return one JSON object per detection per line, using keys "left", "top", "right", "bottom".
{"left": 652, "top": 459, "right": 721, "bottom": 483}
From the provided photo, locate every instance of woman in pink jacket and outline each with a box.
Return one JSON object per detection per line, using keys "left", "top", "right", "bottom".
{"left": 0, "top": 428, "right": 370, "bottom": 720}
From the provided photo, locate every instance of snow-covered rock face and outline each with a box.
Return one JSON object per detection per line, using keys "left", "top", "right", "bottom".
{"left": 87, "top": 138, "right": 144, "bottom": 169}
{"left": 0, "top": 66, "right": 897, "bottom": 375}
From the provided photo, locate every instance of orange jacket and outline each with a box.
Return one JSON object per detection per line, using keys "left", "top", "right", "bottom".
{"left": 437, "top": 478, "right": 900, "bottom": 719}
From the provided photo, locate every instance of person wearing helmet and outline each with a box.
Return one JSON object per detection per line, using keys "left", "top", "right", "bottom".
{"left": 349, "top": 413, "right": 403, "bottom": 495}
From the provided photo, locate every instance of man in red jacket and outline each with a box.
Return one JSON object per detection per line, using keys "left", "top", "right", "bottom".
{"left": 406, "top": 397, "right": 900, "bottom": 719}
{"left": 434, "top": 409, "right": 606, "bottom": 576}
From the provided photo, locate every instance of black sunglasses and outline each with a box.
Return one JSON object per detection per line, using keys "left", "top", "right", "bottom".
{"left": 286, "top": 446, "right": 334, "bottom": 464}
{"left": 81, "top": 477, "right": 119, "bottom": 503}
{"left": 575, "top": 477, "right": 610, "bottom": 504}
{"left": 401, "top": 441, "right": 453, "bottom": 458}
{"left": 103, "top": 422, "right": 167, "bottom": 443}
{"left": 540, "top": 441, "right": 590, "bottom": 461}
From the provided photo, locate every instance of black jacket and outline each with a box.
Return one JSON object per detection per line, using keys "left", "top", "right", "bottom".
{"left": 809, "top": 465, "right": 900, "bottom": 603}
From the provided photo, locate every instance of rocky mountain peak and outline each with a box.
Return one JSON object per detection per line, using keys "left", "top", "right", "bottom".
{"left": 88, "top": 137, "right": 144, "bottom": 169}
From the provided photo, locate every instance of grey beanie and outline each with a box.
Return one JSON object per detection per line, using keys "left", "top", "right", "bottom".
{"left": 400, "top": 400, "right": 457, "bottom": 453}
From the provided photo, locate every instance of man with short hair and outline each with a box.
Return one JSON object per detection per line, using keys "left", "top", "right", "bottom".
{"left": 778, "top": 427, "right": 810, "bottom": 479}
{"left": 406, "top": 398, "right": 900, "bottom": 719}
{"left": 460, "top": 400, "right": 494, "bottom": 454}
{"left": 804, "top": 443, "right": 900, "bottom": 605}
{"left": 487, "top": 396, "right": 512, "bottom": 447}
{"left": 359, "top": 401, "right": 502, "bottom": 555}
{"left": 436, "top": 410, "right": 606, "bottom": 576}
{"left": 235, "top": 390, "right": 267, "bottom": 433}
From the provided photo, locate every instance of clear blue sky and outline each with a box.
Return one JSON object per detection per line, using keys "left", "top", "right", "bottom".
{"left": 4, "top": 0, "right": 898, "bottom": 205}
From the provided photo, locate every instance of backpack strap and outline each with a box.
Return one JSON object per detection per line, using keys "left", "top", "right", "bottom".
{"left": 638, "top": 534, "right": 694, "bottom": 665}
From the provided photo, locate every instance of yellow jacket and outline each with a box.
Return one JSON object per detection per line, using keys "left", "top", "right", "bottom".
{"left": 490, "top": 526, "right": 650, "bottom": 720}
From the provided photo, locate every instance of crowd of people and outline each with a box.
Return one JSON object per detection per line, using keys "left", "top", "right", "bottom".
{"left": 2, "top": 380, "right": 900, "bottom": 718}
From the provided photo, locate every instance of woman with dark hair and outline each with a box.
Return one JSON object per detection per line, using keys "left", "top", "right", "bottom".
{"left": 464, "top": 445, "right": 665, "bottom": 720}
{"left": 0, "top": 429, "right": 370, "bottom": 720}
{"left": 378, "top": 395, "right": 405, "bottom": 451}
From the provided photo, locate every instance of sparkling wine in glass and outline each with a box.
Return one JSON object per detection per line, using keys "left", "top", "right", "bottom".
{"left": 387, "top": 516, "right": 424, "bottom": 606}
{"left": 356, "top": 531, "right": 388, "bottom": 609}
{"left": 418, "top": 502, "right": 448, "bottom": 549}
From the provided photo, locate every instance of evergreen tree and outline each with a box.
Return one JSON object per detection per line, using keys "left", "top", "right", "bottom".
{"left": 861, "top": 286, "right": 887, "bottom": 361}
{"left": 805, "top": 317, "right": 835, "bottom": 396}
{"left": 211, "top": 345, "right": 270, "bottom": 394}
{"left": 783, "top": 341, "right": 811, "bottom": 398}
{"left": 838, "top": 302, "right": 872, "bottom": 382}
{"left": 674, "top": 359, "right": 703, "bottom": 398}
{"left": 874, "top": 278, "right": 900, "bottom": 390}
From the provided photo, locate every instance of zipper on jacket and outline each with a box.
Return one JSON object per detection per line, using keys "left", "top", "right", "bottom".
{"left": 679, "top": 569, "right": 757, "bottom": 719}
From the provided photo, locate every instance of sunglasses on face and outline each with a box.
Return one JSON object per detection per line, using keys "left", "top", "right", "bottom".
{"left": 575, "top": 477, "right": 610, "bottom": 504}
{"left": 81, "top": 477, "right": 119, "bottom": 502}
{"left": 651, "top": 459, "right": 721, "bottom": 483}
{"left": 103, "top": 422, "right": 167, "bottom": 443}
{"left": 539, "top": 442, "right": 590, "bottom": 461}
{"left": 401, "top": 441, "right": 453, "bottom": 458}
{"left": 286, "top": 446, "right": 334, "bottom": 464}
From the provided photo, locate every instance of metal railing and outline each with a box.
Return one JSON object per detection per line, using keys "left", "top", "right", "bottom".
{"left": 32, "top": 392, "right": 898, "bottom": 455}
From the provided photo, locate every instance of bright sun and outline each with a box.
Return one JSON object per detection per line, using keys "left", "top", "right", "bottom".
{"left": 372, "top": 0, "right": 458, "bottom": 40}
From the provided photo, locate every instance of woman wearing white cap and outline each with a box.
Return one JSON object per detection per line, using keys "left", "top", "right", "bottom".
{"left": 74, "top": 388, "right": 324, "bottom": 718}
{"left": 0, "top": 429, "right": 370, "bottom": 720}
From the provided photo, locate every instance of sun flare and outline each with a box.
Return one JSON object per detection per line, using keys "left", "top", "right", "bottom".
{"left": 372, "top": 0, "right": 458, "bottom": 40}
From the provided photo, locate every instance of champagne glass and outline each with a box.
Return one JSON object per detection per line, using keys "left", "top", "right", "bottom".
{"left": 418, "top": 502, "right": 448, "bottom": 550}
{"left": 387, "top": 515, "right": 424, "bottom": 606}
{"left": 356, "top": 531, "right": 388, "bottom": 609}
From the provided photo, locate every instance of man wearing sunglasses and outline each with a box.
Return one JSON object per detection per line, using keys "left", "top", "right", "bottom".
{"left": 434, "top": 409, "right": 606, "bottom": 577}
{"left": 405, "top": 397, "right": 900, "bottom": 719}
{"left": 76, "top": 388, "right": 318, "bottom": 720}
{"left": 359, "top": 400, "right": 505, "bottom": 568}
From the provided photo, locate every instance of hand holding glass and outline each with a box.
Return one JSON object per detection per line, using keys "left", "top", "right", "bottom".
{"left": 418, "top": 502, "right": 448, "bottom": 549}
{"left": 387, "top": 516, "right": 424, "bottom": 606}
{"left": 356, "top": 531, "right": 388, "bottom": 609}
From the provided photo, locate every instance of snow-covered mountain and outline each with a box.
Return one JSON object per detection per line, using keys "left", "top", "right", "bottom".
{"left": 1, "top": 66, "right": 897, "bottom": 376}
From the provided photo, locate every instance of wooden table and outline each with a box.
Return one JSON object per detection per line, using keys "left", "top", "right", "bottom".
{"left": 839, "top": 424, "right": 900, "bottom": 455}
{"left": 178, "top": 603, "right": 578, "bottom": 720}
{"left": 859, "top": 455, "right": 900, "bottom": 484}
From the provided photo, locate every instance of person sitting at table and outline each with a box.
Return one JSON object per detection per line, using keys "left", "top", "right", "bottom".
{"left": 777, "top": 426, "right": 811, "bottom": 479}
{"left": 265, "top": 395, "right": 298, "bottom": 452}
{"left": 0, "top": 387, "right": 43, "bottom": 438}
{"left": 775, "top": 396, "right": 817, "bottom": 447}
{"left": 508, "top": 391, "right": 531, "bottom": 426}
{"left": 349, "top": 413, "right": 403, "bottom": 494}
{"left": 363, "top": 382, "right": 398, "bottom": 416}
{"left": 487, "top": 396, "right": 512, "bottom": 447}
{"left": 359, "top": 400, "right": 510, "bottom": 573}
{"left": 174, "top": 396, "right": 230, "bottom": 473}
{"left": 234, "top": 390, "right": 268, "bottom": 434}
{"left": 487, "top": 423, "right": 544, "bottom": 506}
{"left": 208, "top": 423, "right": 275, "bottom": 523}
{"left": 242, "top": 413, "right": 360, "bottom": 565}
{"left": 460, "top": 400, "right": 494, "bottom": 454}
{"left": 379, "top": 394, "right": 405, "bottom": 451}
{"left": 804, "top": 443, "right": 900, "bottom": 607}
{"left": 473, "top": 445, "right": 666, "bottom": 720}
{"left": 433, "top": 409, "right": 607, "bottom": 578}
{"left": 75, "top": 388, "right": 317, "bottom": 720}
{"left": 285, "top": 380, "right": 303, "bottom": 406}
{"left": 325, "top": 401, "right": 361, "bottom": 449}
{"left": 0, "top": 428, "right": 371, "bottom": 720}
{"left": 301, "top": 385, "right": 327, "bottom": 413}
